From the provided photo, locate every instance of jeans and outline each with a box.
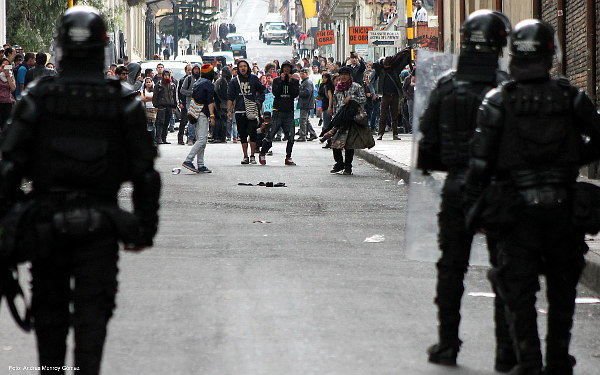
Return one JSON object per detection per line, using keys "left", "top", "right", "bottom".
{"left": 261, "top": 111, "right": 295, "bottom": 158}
{"left": 407, "top": 99, "right": 414, "bottom": 133}
{"left": 370, "top": 99, "right": 381, "bottom": 131}
{"left": 333, "top": 148, "right": 354, "bottom": 170}
{"left": 154, "top": 108, "right": 172, "bottom": 143}
{"left": 298, "top": 109, "right": 317, "bottom": 139}
{"left": 378, "top": 93, "right": 399, "bottom": 136}
{"left": 322, "top": 110, "right": 333, "bottom": 131}
{"left": 226, "top": 115, "right": 238, "bottom": 140}
{"left": 177, "top": 105, "right": 188, "bottom": 143}
{"left": 185, "top": 113, "right": 209, "bottom": 167}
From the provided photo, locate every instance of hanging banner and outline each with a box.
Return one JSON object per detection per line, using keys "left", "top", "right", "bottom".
{"left": 349, "top": 26, "right": 373, "bottom": 45}
{"left": 316, "top": 30, "right": 335, "bottom": 46}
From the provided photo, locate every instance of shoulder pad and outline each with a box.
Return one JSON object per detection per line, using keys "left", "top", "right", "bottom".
{"left": 119, "top": 81, "right": 138, "bottom": 99}
{"left": 24, "top": 75, "right": 56, "bottom": 96}
{"left": 437, "top": 70, "right": 455, "bottom": 88}
{"left": 482, "top": 87, "right": 503, "bottom": 107}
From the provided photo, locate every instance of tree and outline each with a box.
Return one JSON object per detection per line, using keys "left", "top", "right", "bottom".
{"left": 6, "top": 0, "right": 124, "bottom": 52}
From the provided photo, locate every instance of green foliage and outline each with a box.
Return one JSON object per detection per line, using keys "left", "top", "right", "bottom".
{"left": 6, "top": 0, "right": 125, "bottom": 51}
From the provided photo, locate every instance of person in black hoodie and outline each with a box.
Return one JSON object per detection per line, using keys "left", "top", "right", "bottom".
{"left": 227, "top": 60, "right": 266, "bottom": 164}
{"left": 257, "top": 61, "right": 299, "bottom": 165}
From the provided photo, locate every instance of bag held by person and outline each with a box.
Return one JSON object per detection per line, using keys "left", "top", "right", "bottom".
{"left": 243, "top": 97, "right": 259, "bottom": 120}
{"left": 188, "top": 99, "right": 203, "bottom": 122}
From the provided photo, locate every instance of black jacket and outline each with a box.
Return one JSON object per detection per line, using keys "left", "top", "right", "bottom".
{"left": 271, "top": 76, "right": 299, "bottom": 112}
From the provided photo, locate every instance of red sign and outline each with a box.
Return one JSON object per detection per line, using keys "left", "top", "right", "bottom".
{"left": 349, "top": 26, "right": 373, "bottom": 45}
{"left": 316, "top": 30, "right": 335, "bottom": 46}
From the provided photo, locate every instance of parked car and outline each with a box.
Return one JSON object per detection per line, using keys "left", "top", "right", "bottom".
{"left": 226, "top": 33, "right": 248, "bottom": 58}
{"left": 263, "top": 23, "right": 290, "bottom": 45}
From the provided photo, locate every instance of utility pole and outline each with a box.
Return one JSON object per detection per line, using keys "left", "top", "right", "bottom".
{"left": 173, "top": 2, "right": 179, "bottom": 59}
{"left": 406, "top": 0, "right": 414, "bottom": 61}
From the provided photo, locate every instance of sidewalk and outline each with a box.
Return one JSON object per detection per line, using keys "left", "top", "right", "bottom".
{"left": 355, "top": 135, "right": 600, "bottom": 295}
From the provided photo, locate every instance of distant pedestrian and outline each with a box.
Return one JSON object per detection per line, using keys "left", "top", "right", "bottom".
{"left": 163, "top": 46, "right": 170, "bottom": 60}
{"left": 297, "top": 68, "right": 317, "bottom": 141}
{"left": 258, "top": 61, "right": 299, "bottom": 165}
{"left": 182, "top": 64, "right": 216, "bottom": 173}
{"left": 152, "top": 69, "right": 178, "bottom": 144}
{"left": 227, "top": 60, "right": 266, "bottom": 164}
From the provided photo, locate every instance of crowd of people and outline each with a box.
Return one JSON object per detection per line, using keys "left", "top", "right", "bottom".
{"left": 111, "top": 48, "right": 413, "bottom": 175}
{"left": 0, "top": 45, "right": 56, "bottom": 134}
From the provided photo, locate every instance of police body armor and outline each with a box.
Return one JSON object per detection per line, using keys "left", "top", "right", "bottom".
{"left": 441, "top": 71, "right": 505, "bottom": 171}
{"left": 495, "top": 78, "right": 581, "bottom": 206}
{"left": 418, "top": 69, "right": 507, "bottom": 173}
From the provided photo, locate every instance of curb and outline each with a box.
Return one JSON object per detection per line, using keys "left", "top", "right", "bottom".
{"left": 582, "top": 251, "right": 600, "bottom": 294}
{"left": 354, "top": 149, "right": 411, "bottom": 182}
{"left": 357, "top": 149, "right": 600, "bottom": 295}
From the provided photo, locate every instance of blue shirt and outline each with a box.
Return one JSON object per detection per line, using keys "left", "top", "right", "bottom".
{"left": 16, "top": 65, "right": 27, "bottom": 99}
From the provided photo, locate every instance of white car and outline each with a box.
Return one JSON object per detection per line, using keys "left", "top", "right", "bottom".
{"left": 139, "top": 60, "right": 189, "bottom": 81}
{"left": 263, "top": 23, "right": 290, "bottom": 45}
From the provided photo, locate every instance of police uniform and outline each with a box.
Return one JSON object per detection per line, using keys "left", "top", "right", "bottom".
{"left": 417, "top": 10, "right": 516, "bottom": 371}
{"left": 0, "top": 6, "right": 160, "bottom": 374}
{"left": 464, "top": 20, "right": 600, "bottom": 375}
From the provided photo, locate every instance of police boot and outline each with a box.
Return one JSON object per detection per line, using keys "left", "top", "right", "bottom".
{"left": 543, "top": 336, "right": 575, "bottom": 375}
{"left": 427, "top": 339, "right": 462, "bottom": 366}
{"left": 494, "top": 296, "right": 517, "bottom": 372}
{"left": 506, "top": 308, "right": 543, "bottom": 375}
{"left": 429, "top": 269, "right": 465, "bottom": 366}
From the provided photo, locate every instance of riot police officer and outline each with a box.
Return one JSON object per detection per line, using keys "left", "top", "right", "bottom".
{"left": 0, "top": 6, "right": 160, "bottom": 374}
{"left": 464, "top": 19, "right": 600, "bottom": 375}
{"left": 417, "top": 10, "right": 516, "bottom": 371}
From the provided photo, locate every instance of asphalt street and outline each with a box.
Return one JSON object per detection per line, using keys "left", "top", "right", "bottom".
{"left": 2, "top": 122, "right": 600, "bottom": 374}
{"left": 1, "top": 0, "right": 600, "bottom": 373}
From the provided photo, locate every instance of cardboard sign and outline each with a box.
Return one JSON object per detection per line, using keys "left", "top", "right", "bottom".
{"left": 316, "top": 30, "right": 335, "bottom": 46}
{"left": 349, "top": 27, "right": 373, "bottom": 45}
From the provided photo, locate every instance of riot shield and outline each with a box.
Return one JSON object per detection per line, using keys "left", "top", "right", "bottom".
{"left": 404, "top": 49, "right": 489, "bottom": 266}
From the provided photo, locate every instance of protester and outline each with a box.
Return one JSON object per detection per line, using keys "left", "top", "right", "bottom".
{"left": 182, "top": 64, "right": 216, "bottom": 173}
{"left": 297, "top": 68, "right": 318, "bottom": 141}
{"left": 321, "top": 66, "right": 369, "bottom": 175}
{"left": 152, "top": 69, "right": 178, "bottom": 144}
{"left": 258, "top": 61, "right": 299, "bottom": 165}
{"left": 24, "top": 52, "right": 55, "bottom": 87}
{"left": 372, "top": 48, "right": 412, "bottom": 140}
{"left": 227, "top": 60, "right": 265, "bottom": 164}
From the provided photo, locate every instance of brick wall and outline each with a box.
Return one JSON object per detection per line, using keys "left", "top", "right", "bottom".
{"left": 565, "top": 0, "right": 586, "bottom": 90}
{"left": 541, "top": 1, "right": 598, "bottom": 98}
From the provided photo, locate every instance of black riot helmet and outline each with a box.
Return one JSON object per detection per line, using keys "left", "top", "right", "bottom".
{"left": 55, "top": 6, "right": 108, "bottom": 58}
{"left": 510, "top": 19, "right": 556, "bottom": 59}
{"left": 460, "top": 9, "right": 510, "bottom": 54}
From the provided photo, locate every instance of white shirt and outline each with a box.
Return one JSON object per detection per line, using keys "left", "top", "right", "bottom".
{"left": 413, "top": 7, "right": 428, "bottom": 22}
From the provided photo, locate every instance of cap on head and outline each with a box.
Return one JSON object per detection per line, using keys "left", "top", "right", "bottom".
{"left": 56, "top": 6, "right": 108, "bottom": 53}
{"left": 460, "top": 9, "right": 510, "bottom": 53}
{"left": 201, "top": 63, "right": 215, "bottom": 80}
{"left": 510, "top": 19, "right": 556, "bottom": 59}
